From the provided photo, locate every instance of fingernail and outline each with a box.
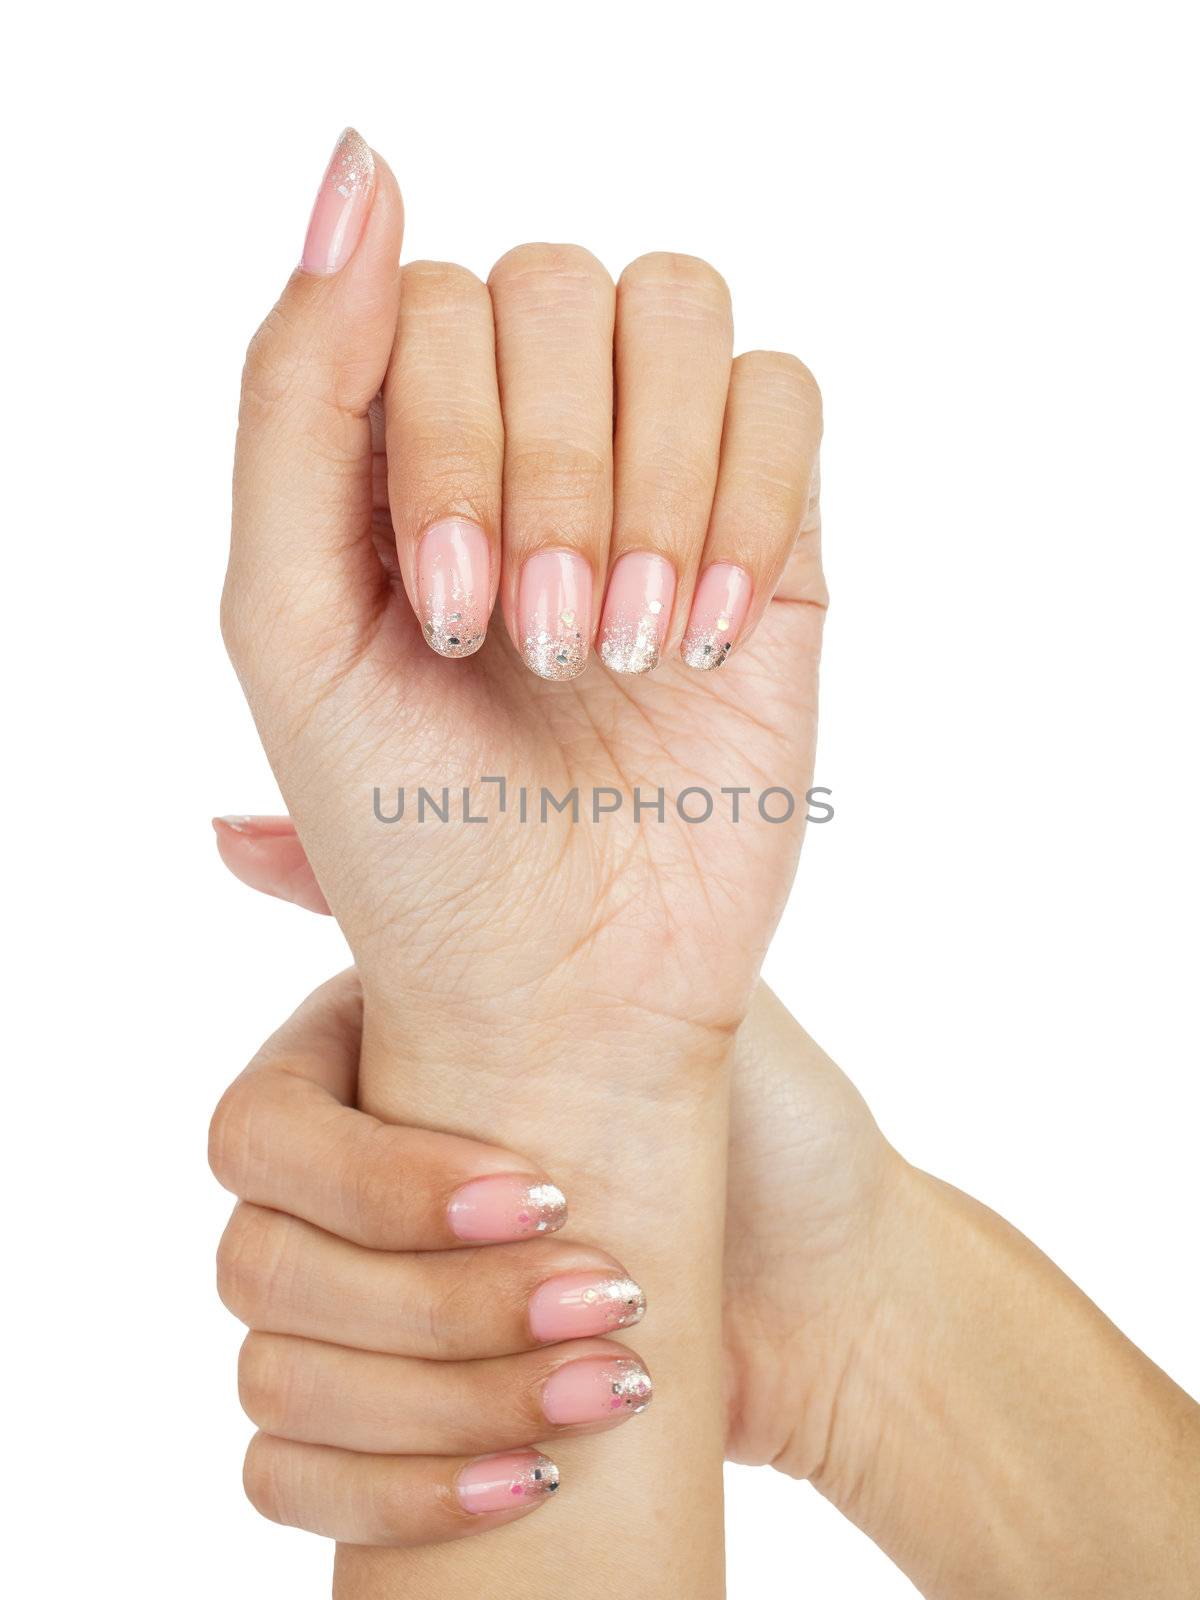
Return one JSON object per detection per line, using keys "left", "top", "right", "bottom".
{"left": 542, "top": 1356, "right": 654, "bottom": 1425}
{"left": 681, "top": 563, "right": 753, "bottom": 670}
{"left": 447, "top": 1175, "right": 567, "bottom": 1243}
{"left": 301, "top": 128, "right": 374, "bottom": 276}
{"left": 213, "top": 816, "right": 294, "bottom": 836}
{"left": 416, "top": 519, "right": 491, "bottom": 658}
{"left": 529, "top": 1271, "right": 646, "bottom": 1343}
{"left": 519, "top": 549, "right": 593, "bottom": 680}
{"left": 456, "top": 1450, "right": 560, "bottom": 1514}
{"left": 599, "top": 552, "right": 676, "bottom": 675}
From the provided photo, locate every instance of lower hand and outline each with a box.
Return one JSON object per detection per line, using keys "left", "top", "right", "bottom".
{"left": 210, "top": 822, "right": 895, "bottom": 1513}
{"left": 210, "top": 974, "right": 654, "bottom": 1546}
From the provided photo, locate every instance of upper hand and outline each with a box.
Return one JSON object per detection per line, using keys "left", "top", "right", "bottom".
{"left": 223, "top": 131, "right": 825, "bottom": 1053}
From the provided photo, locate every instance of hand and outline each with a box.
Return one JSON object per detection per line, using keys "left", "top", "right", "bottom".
{"left": 223, "top": 129, "right": 825, "bottom": 1071}
{"left": 212, "top": 837, "right": 1200, "bottom": 1600}
{"left": 212, "top": 821, "right": 896, "bottom": 1476}
{"left": 209, "top": 975, "right": 654, "bottom": 1546}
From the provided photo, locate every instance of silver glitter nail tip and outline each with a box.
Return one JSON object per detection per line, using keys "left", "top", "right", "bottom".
{"left": 599, "top": 615, "right": 662, "bottom": 675}
{"left": 607, "top": 1358, "right": 654, "bottom": 1415}
{"left": 523, "top": 627, "right": 588, "bottom": 680}
{"left": 581, "top": 1275, "right": 647, "bottom": 1329}
{"left": 518, "top": 1183, "right": 568, "bottom": 1236}
{"left": 330, "top": 128, "right": 374, "bottom": 200}
{"left": 681, "top": 627, "right": 735, "bottom": 671}
{"left": 516, "top": 1454, "right": 560, "bottom": 1499}
{"left": 423, "top": 602, "right": 486, "bottom": 659}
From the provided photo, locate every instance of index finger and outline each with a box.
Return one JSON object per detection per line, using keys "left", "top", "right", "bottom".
{"left": 208, "top": 974, "right": 568, "bottom": 1250}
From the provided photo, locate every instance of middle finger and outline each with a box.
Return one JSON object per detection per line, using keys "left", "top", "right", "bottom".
{"left": 489, "top": 244, "right": 616, "bottom": 681}
{"left": 217, "top": 1203, "right": 647, "bottom": 1358}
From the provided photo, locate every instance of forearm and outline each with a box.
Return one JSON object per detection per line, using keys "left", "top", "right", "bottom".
{"left": 336, "top": 995, "right": 731, "bottom": 1599}
{"left": 820, "top": 1158, "right": 1200, "bottom": 1596}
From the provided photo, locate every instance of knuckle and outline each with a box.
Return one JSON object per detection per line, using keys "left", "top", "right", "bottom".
{"left": 242, "top": 1433, "right": 286, "bottom": 1524}
{"left": 207, "top": 1076, "right": 255, "bottom": 1194}
{"left": 413, "top": 1262, "right": 475, "bottom": 1357}
{"left": 727, "top": 465, "right": 804, "bottom": 527}
{"left": 240, "top": 304, "right": 307, "bottom": 411}
{"left": 386, "top": 421, "right": 501, "bottom": 514}
{"left": 498, "top": 1367, "right": 549, "bottom": 1441}
{"left": 238, "top": 1333, "right": 286, "bottom": 1430}
{"left": 619, "top": 252, "right": 731, "bottom": 314}
{"left": 625, "top": 440, "right": 714, "bottom": 514}
{"left": 489, "top": 241, "right": 611, "bottom": 294}
{"left": 367, "top": 1474, "right": 416, "bottom": 1543}
{"left": 216, "top": 1203, "right": 293, "bottom": 1324}
{"left": 733, "top": 350, "right": 823, "bottom": 419}
{"left": 505, "top": 440, "right": 610, "bottom": 508}
{"left": 401, "top": 259, "right": 488, "bottom": 310}
{"left": 348, "top": 1139, "right": 402, "bottom": 1247}
{"left": 239, "top": 1334, "right": 316, "bottom": 1437}
{"left": 402, "top": 1251, "right": 511, "bottom": 1359}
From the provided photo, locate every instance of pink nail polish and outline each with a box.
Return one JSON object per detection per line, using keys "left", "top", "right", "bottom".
{"left": 599, "top": 552, "right": 676, "bottom": 674}
{"left": 416, "top": 519, "right": 491, "bottom": 658}
{"left": 301, "top": 128, "right": 374, "bottom": 277}
{"left": 542, "top": 1356, "right": 654, "bottom": 1425}
{"left": 447, "top": 1175, "right": 567, "bottom": 1243}
{"left": 518, "top": 549, "right": 593, "bottom": 680}
{"left": 213, "top": 815, "right": 296, "bottom": 837}
{"left": 529, "top": 1271, "right": 647, "bottom": 1343}
{"left": 681, "top": 562, "right": 753, "bottom": 670}
{"left": 456, "top": 1450, "right": 560, "bottom": 1514}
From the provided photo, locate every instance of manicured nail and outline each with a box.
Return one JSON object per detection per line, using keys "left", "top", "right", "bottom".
{"left": 213, "top": 815, "right": 294, "bottom": 837}
{"left": 301, "top": 128, "right": 374, "bottom": 276}
{"left": 542, "top": 1356, "right": 654, "bottom": 1425}
{"left": 456, "top": 1450, "right": 560, "bottom": 1514}
{"left": 681, "top": 563, "right": 753, "bottom": 670}
{"left": 518, "top": 549, "right": 593, "bottom": 680}
{"left": 599, "top": 552, "right": 676, "bottom": 675}
{"left": 529, "top": 1271, "right": 646, "bottom": 1343}
{"left": 447, "top": 1175, "right": 567, "bottom": 1243}
{"left": 416, "top": 519, "right": 491, "bottom": 658}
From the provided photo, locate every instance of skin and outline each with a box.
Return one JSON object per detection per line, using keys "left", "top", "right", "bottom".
{"left": 221, "top": 133, "right": 1200, "bottom": 1594}
{"left": 226, "top": 131, "right": 821, "bottom": 1596}
{"left": 211, "top": 818, "right": 887, "bottom": 1478}
{"left": 209, "top": 908, "right": 1200, "bottom": 1597}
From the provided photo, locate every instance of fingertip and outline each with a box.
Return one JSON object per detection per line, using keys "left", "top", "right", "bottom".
{"left": 455, "top": 1450, "right": 561, "bottom": 1517}
{"left": 447, "top": 1173, "right": 568, "bottom": 1244}
{"left": 212, "top": 817, "right": 331, "bottom": 914}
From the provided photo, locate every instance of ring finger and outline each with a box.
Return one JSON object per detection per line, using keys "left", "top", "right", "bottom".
{"left": 600, "top": 253, "right": 733, "bottom": 673}
{"left": 240, "top": 1332, "right": 653, "bottom": 1453}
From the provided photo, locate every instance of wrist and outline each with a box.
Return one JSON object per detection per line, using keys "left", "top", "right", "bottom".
{"left": 340, "top": 970, "right": 732, "bottom": 1600}
{"left": 358, "top": 983, "right": 731, "bottom": 1245}
{"left": 358, "top": 968, "right": 735, "bottom": 1103}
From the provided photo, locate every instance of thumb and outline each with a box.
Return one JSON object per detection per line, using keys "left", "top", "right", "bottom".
{"left": 212, "top": 816, "right": 330, "bottom": 914}
{"left": 223, "top": 130, "right": 403, "bottom": 685}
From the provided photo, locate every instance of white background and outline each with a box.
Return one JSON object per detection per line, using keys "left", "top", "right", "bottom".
{"left": 5, "top": 2, "right": 1197, "bottom": 1594}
